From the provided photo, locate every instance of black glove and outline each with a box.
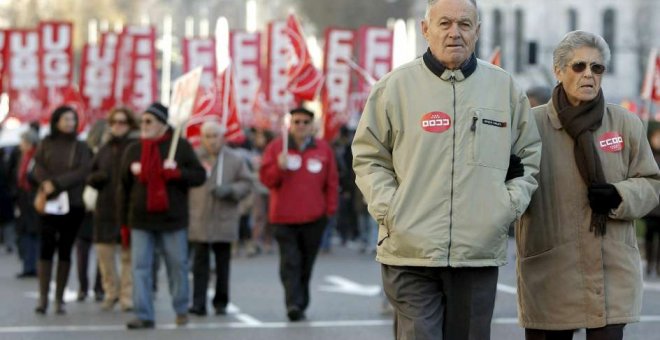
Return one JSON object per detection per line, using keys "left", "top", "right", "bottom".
{"left": 212, "top": 184, "right": 234, "bottom": 200}
{"left": 505, "top": 155, "right": 524, "bottom": 181}
{"left": 588, "top": 183, "right": 622, "bottom": 214}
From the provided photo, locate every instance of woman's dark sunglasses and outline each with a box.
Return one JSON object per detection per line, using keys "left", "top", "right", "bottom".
{"left": 570, "top": 62, "right": 606, "bottom": 75}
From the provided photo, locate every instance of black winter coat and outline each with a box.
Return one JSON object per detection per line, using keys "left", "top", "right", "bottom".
{"left": 118, "top": 135, "right": 205, "bottom": 231}
{"left": 87, "top": 135, "right": 135, "bottom": 243}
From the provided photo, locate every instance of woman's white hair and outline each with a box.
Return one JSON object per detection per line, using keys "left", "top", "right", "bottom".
{"left": 553, "top": 30, "right": 611, "bottom": 69}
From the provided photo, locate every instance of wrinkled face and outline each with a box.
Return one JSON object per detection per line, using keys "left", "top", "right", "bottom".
{"left": 56, "top": 111, "right": 77, "bottom": 134}
{"left": 289, "top": 113, "right": 314, "bottom": 141}
{"left": 422, "top": 0, "right": 480, "bottom": 69}
{"left": 109, "top": 112, "right": 130, "bottom": 137}
{"left": 555, "top": 47, "right": 605, "bottom": 106}
{"left": 201, "top": 128, "right": 224, "bottom": 155}
{"left": 140, "top": 113, "right": 167, "bottom": 139}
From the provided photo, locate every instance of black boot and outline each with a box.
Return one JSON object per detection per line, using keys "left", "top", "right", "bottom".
{"left": 35, "top": 261, "right": 53, "bottom": 314}
{"left": 646, "top": 241, "right": 654, "bottom": 276}
{"left": 54, "top": 261, "right": 71, "bottom": 315}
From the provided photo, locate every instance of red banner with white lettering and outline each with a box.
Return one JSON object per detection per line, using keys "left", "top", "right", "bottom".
{"left": 6, "top": 29, "right": 44, "bottom": 123}
{"left": 285, "top": 14, "right": 323, "bottom": 103}
{"left": 115, "top": 26, "right": 157, "bottom": 113}
{"left": 230, "top": 31, "right": 261, "bottom": 127}
{"left": 266, "top": 20, "right": 294, "bottom": 107}
{"left": 38, "top": 21, "right": 73, "bottom": 115}
{"left": 357, "top": 26, "right": 393, "bottom": 94}
{"left": 80, "top": 32, "right": 120, "bottom": 122}
{"left": 182, "top": 37, "right": 216, "bottom": 89}
{"left": 642, "top": 49, "right": 660, "bottom": 103}
{"left": 322, "top": 28, "right": 354, "bottom": 142}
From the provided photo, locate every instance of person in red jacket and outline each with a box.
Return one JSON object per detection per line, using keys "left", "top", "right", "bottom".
{"left": 259, "top": 107, "right": 338, "bottom": 322}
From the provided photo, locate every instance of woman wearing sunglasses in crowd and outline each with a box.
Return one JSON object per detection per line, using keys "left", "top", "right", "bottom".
{"left": 516, "top": 30, "right": 660, "bottom": 340}
{"left": 86, "top": 107, "right": 139, "bottom": 312}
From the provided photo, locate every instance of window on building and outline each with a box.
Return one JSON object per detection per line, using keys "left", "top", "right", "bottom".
{"left": 568, "top": 8, "right": 578, "bottom": 31}
{"left": 603, "top": 8, "right": 616, "bottom": 72}
{"left": 515, "top": 9, "right": 524, "bottom": 73}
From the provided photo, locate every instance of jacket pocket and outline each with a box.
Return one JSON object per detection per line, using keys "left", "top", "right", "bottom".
{"left": 469, "top": 108, "right": 510, "bottom": 170}
{"left": 379, "top": 186, "right": 402, "bottom": 245}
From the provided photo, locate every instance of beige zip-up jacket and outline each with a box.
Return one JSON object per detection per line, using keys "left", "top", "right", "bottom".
{"left": 352, "top": 56, "right": 541, "bottom": 267}
{"left": 517, "top": 101, "right": 660, "bottom": 330}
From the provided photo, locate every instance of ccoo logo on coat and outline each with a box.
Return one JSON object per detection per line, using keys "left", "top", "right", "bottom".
{"left": 598, "top": 131, "right": 624, "bottom": 153}
{"left": 420, "top": 111, "right": 451, "bottom": 133}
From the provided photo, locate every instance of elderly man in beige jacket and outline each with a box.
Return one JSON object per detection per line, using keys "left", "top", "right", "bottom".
{"left": 188, "top": 121, "right": 252, "bottom": 316}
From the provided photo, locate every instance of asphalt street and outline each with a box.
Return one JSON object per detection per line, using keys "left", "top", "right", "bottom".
{"left": 0, "top": 239, "right": 659, "bottom": 340}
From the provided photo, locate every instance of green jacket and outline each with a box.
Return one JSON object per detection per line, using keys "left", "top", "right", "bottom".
{"left": 352, "top": 56, "right": 541, "bottom": 267}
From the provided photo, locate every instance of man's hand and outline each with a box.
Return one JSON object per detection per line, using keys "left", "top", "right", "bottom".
{"left": 278, "top": 153, "right": 288, "bottom": 170}
{"left": 588, "top": 183, "right": 622, "bottom": 214}
{"left": 505, "top": 155, "right": 524, "bottom": 181}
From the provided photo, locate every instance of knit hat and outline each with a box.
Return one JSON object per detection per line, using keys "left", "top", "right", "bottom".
{"left": 144, "top": 102, "right": 169, "bottom": 124}
{"left": 289, "top": 107, "right": 314, "bottom": 118}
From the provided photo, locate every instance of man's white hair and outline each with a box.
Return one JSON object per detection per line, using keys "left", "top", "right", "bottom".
{"left": 201, "top": 120, "right": 227, "bottom": 136}
{"left": 425, "top": 0, "right": 479, "bottom": 20}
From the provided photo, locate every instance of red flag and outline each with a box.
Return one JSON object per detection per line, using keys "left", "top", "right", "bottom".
{"left": 6, "top": 29, "right": 45, "bottom": 123}
{"left": 321, "top": 28, "right": 354, "bottom": 142}
{"left": 0, "top": 30, "right": 7, "bottom": 94}
{"left": 38, "top": 21, "right": 74, "bottom": 115}
{"left": 285, "top": 14, "right": 323, "bottom": 103}
{"left": 80, "top": 32, "right": 120, "bottom": 122}
{"left": 488, "top": 46, "right": 502, "bottom": 67}
{"left": 185, "top": 67, "right": 244, "bottom": 147}
{"left": 641, "top": 48, "right": 660, "bottom": 103}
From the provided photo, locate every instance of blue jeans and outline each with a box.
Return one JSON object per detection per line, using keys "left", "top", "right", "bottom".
{"left": 131, "top": 228, "right": 189, "bottom": 321}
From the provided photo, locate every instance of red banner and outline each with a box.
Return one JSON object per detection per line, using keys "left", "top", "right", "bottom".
{"left": 182, "top": 37, "right": 216, "bottom": 89}
{"left": 38, "top": 21, "right": 73, "bottom": 114}
{"left": 266, "top": 20, "right": 293, "bottom": 106}
{"left": 115, "top": 26, "right": 156, "bottom": 113}
{"left": 6, "top": 29, "right": 44, "bottom": 123}
{"left": 357, "top": 26, "right": 393, "bottom": 94}
{"left": 80, "top": 32, "right": 120, "bottom": 122}
{"left": 285, "top": 14, "right": 323, "bottom": 103}
{"left": 322, "top": 28, "right": 354, "bottom": 142}
{"left": 230, "top": 31, "right": 261, "bottom": 127}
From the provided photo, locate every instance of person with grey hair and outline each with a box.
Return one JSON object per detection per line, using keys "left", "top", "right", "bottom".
{"left": 187, "top": 120, "right": 252, "bottom": 316}
{"left": 352, "top": 0, "right": 541, "bottom": 338}
{"left": 516, "top": 30, "right": 660, "bottom": 340}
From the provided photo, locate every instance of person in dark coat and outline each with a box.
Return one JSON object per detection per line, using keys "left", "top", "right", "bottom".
{"left": 118, "top": 102, "right": 206, "bottom": 329}
{"left": 88, "top": 107, "right": 138, "bottom": 311}
{"left": 644, "top": 127, "right": 660, "bottom": 277}
{"left": 33, "top": 106, "right": 93, "bottom": 315}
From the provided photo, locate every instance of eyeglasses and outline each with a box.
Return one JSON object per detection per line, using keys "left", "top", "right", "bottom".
{"left": 140, "top": 119, "right": 154, "bottom": 125}
{"left": 109, "top": 119, "right": 128, "bottom": 126}
{"left": 570, "top": 61, "right": 606, "bottom": 75}
{"left": 292, "top": 120, "right": 311, "bottom": 126}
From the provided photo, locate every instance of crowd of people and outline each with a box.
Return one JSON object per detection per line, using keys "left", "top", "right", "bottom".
{"left": 1, "top": 0, "right": 660, "bottom": 338}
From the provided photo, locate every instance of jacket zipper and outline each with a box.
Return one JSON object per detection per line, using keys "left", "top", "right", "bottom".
{"left": 447, "top": 72, "right": 457, "bottom": 266}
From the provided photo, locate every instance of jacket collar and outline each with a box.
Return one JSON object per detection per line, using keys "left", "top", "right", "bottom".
{"left": 546, "top": 99, "right": 564, "bottom": 130}
{"left": 422, "top": 48, "right": 477, "bottom": 81}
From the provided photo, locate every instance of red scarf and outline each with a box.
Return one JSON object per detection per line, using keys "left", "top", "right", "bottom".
{"left": 139, "top": 132, "right": 171, "bottom": 212}
{"left": 17, "top": 148, "right": 36, "bottom": 191}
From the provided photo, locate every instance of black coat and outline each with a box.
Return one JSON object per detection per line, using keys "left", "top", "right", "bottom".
{"left": 118, "top": 134, "right": 205, "bottom": 232}
{"left": 87, "top": 135, "right": 135, "bottom": 243}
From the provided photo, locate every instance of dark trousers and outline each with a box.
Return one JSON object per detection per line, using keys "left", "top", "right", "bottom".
{"left": 382, "top": 265, "right": 498, "bottom": 340}
{"left": 19, "top": 233, "right": 39, "bottom": 273}
{"left": 525, "top": 324, "right": 625, "bottom": 340}
{"left": 273, "top": 217, "right": 327, "bottom": 311}
{"left": 191, "top": 242, "right": 231, "bottom": 310}
{"left": 76, "top": 237, "right": 103, "bottom": 295}
{"left": 39, "top": 207, "right": 85, "bottom": 262}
